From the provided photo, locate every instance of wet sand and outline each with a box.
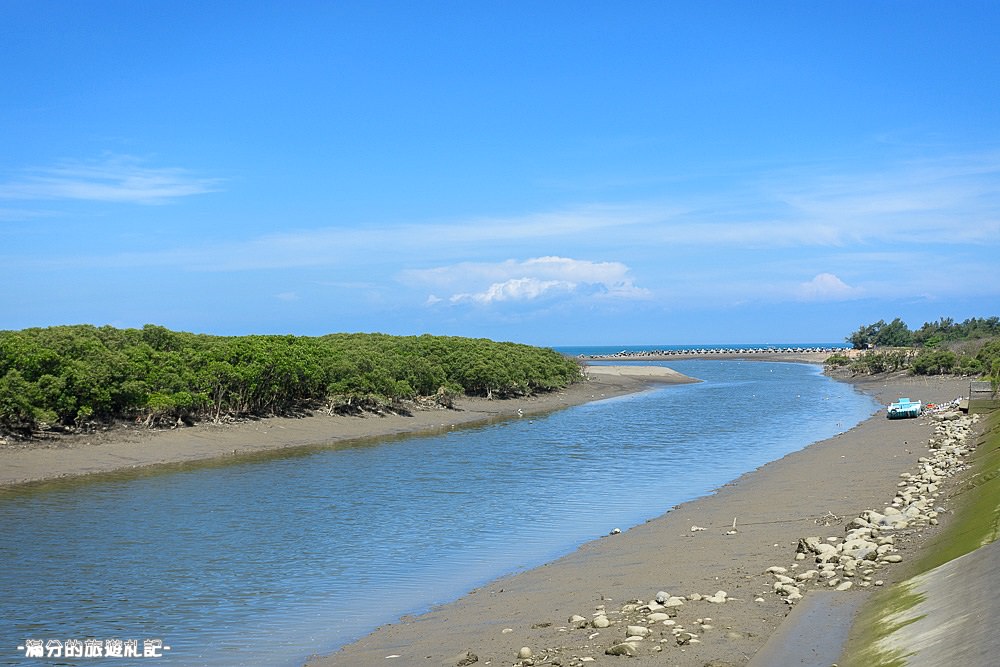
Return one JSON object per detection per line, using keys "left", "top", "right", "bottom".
{"left": 306, "top": 372, "right": 971, "bottom": 667}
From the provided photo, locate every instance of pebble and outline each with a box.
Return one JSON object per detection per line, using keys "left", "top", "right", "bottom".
{"left": 705, "top": 591, "right": 728, "bottom": 604}
{"left": 626, "top": 625, "right": 650, "bottom": 637}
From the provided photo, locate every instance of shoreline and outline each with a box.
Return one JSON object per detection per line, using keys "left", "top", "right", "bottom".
{"left": 306, "top": 371, "right": 972, "bottom": 666}
{"left": 2, "top": 359, "right": 976, "bottom": 665}
{"left": 0, "top": 365, "right": 694, "bottom": 489}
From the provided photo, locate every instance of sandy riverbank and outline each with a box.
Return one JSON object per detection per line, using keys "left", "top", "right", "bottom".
{"left": 0, "top": 365, "right": 695, "bottom": 488}
{"left": 306, "top": 372, "right": 972, "bottom": 667}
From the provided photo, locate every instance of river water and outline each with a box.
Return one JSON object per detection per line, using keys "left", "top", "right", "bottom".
{"left": 0, "top": 359, "right": 877, "bottom": 666}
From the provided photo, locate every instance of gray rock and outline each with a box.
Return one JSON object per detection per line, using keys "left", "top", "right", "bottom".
{"left": 705, "top": 590, "right": 728, "bottom": 603}
{"left": 626, "top": 625, "right": 650, "bottom": 637}
{"left": 605, "top": 642, "right": 638, "bottom": 656}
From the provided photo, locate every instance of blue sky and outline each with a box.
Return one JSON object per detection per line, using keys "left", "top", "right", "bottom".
{"left": 2, "top": 1, "right": 998, "bottom": 346}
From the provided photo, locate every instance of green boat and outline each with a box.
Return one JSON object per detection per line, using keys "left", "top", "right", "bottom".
{"left": 887, "top": 397, "right": 922, "bottom": 419}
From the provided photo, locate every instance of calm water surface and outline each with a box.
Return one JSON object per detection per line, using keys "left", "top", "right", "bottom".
{"left": 0, "top": 361, "right": 878, "bottom": 666}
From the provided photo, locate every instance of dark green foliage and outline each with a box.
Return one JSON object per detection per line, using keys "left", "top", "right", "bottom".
{"left": 0, "top": 370, "right": 36, "bottom": 433}
{"left": 912, "top": 316, "right": 1000, "bottom": 346}
{"left": 911, "top": 349, "right": 958, "bottom": 375}
{"left": 847, "top": 318, "right": 913, "bottom": 349}
{"left": 977, "top": 340, "right": 1000, "bottom": 392}
{"left": 824, "top": 353, "right": 852, "bottom": 367}
{"left": 0, "top": 325, "right": 582, "bottom": 435}
{"left": 849, "top": 349, "right": 915, "bottom": 375}
{"left": 848, "top": 316, "right": 1000, "bottom": 351}
{"left": 844, "top": 316, "right": 1000, "bottom": 383}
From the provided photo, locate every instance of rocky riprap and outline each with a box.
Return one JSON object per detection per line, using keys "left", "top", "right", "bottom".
{"left": 488, "top": 411, "right": 982, "bottom": 666}
{"left": 763, "top": 410, "right": 980, "bottom": 605}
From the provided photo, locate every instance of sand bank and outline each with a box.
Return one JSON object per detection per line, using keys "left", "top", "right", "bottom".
{"left": 0, "top": 365, "right": 693, "bottom": 488}
{"left": 307, "top": 372, "right": 971, "bottom": 667}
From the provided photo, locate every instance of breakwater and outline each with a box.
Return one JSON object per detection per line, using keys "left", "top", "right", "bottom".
{"left": 578, "top": 346, "right": 844, "bottom": 359}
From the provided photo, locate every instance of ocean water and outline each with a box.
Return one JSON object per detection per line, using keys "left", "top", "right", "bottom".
{"left": 0, "top": 359, "right": 877, "bottom": 667}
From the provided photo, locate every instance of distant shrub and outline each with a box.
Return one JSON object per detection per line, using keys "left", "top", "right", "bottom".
{"left": 911, "top": 349, "right": 957, "bottom": 375}
{"left": 849, "top": 350, "right": 913, "bottom": 375}
{"left": 825, "top": 353, "right": 852, "bottom": 367}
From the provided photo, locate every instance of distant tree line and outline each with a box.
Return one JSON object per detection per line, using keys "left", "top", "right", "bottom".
{"left": 0, "top": 325, "right": 583, "bottom": 436}
{"left": 831, "top": 316, "right": 1000, "bottom": 382}
{"left": 847, "top": 316, "right": 1000, "bottom": 350}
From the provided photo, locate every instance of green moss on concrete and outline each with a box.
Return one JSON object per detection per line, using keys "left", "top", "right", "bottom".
{"left": 840, "top": 582, "right": 925, "bottom": 667}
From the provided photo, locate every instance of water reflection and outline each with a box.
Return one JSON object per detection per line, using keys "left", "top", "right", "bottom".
{"left": 0, "top": 361, "right": 877, "bottom": 667}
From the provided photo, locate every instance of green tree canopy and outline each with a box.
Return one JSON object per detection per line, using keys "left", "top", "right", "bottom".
{"left": 0, "top": 325, "right": 583, "bottom": 436}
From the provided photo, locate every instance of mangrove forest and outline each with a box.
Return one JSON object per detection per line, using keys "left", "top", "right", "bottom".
{"left": 0, "top": 325, "right": 583, "bottom": 436}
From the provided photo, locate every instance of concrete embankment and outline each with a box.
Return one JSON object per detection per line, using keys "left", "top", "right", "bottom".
{"left": 864, "top": 539, "right": 1000, "bottom": 666}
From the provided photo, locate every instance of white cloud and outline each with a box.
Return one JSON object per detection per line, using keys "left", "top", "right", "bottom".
{"left": 0, "top": 155, "right": 222, "bottom": 205}
{"left": 796, "top": 272, "right": 861, "bottom": 301}
{"left": 274, "top": 291, "right": 299, "bottom": 301}
{"left": 451, "top": 277, "right": 576, "bottom": 304}
{"left": 408, "top": 256, "right": 650, "bottom": 306}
